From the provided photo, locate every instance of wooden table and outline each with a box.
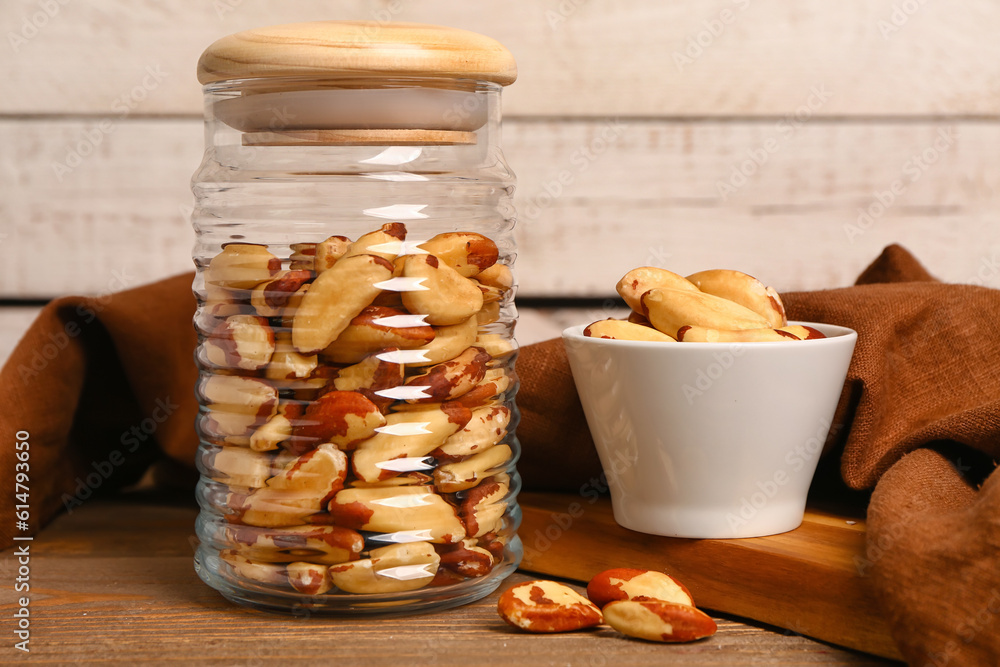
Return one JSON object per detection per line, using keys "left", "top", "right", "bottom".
{"left": 1, "top": 494, "right": 899, "bottom": 665}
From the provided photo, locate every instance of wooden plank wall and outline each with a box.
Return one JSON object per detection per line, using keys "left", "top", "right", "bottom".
{"left": 1, "top": 0, "right": 998, "bottom": 361}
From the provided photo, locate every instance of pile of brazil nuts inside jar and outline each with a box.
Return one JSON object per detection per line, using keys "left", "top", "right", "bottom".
{"left": 584, "top": 267, "right": 826, "bottom": 342}
{"left": 497, "top": 569, "right": 717, "bottom": 643}
{"left": 197, "top": 221, "right": 518, "bottom": 596}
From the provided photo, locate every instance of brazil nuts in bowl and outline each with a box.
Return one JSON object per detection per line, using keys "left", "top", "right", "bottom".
{"left": 562, "top": 268, "right": 856, "bottom": 538}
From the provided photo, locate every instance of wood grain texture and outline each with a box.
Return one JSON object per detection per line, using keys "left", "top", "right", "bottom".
{"left": 2, "top": 118, "right": 997, "bottom": 298}
{"left": 518, "top": 492, "right": 902, "bottom": 661}
{"left": 511, "top": 120, "right": 1000, "bottom": 296}
{"left": 0, "top": 0, "right": 997, "bottom": 117}
{"left": 0, "top": 119, "right": 197, "bottom": 298}
{"left": 196, "top": 21, "right": 517, "bottom": 85}
{"left": 0, "top": 497, "right": 895, "bottom": 665}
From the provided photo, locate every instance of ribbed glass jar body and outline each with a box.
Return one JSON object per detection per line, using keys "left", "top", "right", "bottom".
{"left": 191, "top": 77, "right": 521, "bottom": 614}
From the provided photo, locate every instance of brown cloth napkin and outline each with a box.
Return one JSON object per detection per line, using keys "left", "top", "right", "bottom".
{"left": 2, "top": 245, "right": 998, "bottom": 664}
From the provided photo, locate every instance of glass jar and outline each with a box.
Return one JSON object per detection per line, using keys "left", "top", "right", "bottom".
{"left": 190, "top": 22, "right": 521, "bottom": 614}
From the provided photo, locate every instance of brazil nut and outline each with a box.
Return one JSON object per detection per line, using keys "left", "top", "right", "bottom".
{"left": 328, "top": 486, "right": 466, "bottom": 543}
{"left": 328, "top": 541, "right": 440, "bottom": 594}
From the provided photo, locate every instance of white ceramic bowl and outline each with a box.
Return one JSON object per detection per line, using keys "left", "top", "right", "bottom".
{"left": 562, "top": 322, "right": 857, "bottom": 538}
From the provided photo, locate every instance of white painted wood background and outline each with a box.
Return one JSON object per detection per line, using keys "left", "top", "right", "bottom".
{"left": 1, "top": 0, "right": 998, "bottom": 363}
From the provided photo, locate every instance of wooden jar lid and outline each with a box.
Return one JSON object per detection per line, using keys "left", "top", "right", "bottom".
{"left": 197, "top": 21, "right": 517, "bottom": 86}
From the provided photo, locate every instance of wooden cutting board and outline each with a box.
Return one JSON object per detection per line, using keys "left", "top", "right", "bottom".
{"left": 517, "top": 492, "right": 903, "bottom": 661}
